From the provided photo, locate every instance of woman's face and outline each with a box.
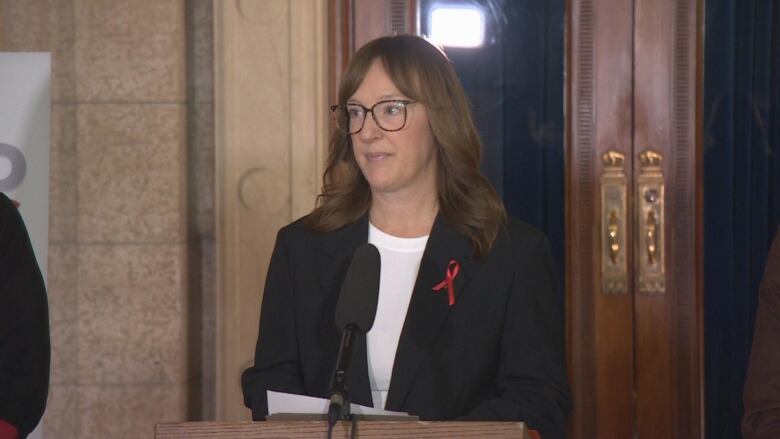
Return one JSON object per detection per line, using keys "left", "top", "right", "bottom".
{"left": 349, "top": 59, "right": 438, "bottom": 200}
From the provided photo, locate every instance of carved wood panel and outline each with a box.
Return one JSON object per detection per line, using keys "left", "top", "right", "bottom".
{"left": 214, "top": 0, "right": 328, "bottom": 421}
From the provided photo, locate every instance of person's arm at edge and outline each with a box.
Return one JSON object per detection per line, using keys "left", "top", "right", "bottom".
{"left": 0, "top": 193, "right": 50, "bottom": 438}
{"left": 743, "top": 227, "right": 780, "bottom": 439}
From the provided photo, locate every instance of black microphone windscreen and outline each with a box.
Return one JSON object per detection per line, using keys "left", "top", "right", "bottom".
{"left": 334, "top": 243, "right": 381, "bottom": 332}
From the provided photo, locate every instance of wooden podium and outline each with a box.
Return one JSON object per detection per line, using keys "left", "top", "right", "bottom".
{"left": 155, "top": 420, "right": 532, "bottom": 438}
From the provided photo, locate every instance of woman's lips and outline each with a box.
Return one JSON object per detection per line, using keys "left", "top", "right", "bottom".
{"left": 365, "top": 152, "right": 389, "bottom": 161}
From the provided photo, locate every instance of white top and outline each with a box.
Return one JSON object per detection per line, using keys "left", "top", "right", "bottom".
{"left": 366, "top": 222, "right": 429, "bottom": 409}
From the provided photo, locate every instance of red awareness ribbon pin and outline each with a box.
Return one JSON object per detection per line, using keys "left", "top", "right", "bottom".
{"left": 432, "top": 259, "right": 460, "bottom": 306}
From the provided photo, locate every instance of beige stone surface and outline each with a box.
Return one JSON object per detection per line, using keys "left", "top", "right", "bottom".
{"left": 50, "top": 0, "right": 76, "bottom": 103}
{"left": 78, "top": 383, "right": 186, "bottom": 439}
{"left": 50, "top": 103, "right": 78, "bottom": 243}
{"left": 77, "top": 243, "right": 187, "bottom": 384}
{"left": 1, "top": 0, "right": 330, "bottom": 427}
{"left": 77, "top": 104, "right": 186, "bottom": 243}
{"left": 198, "top": 237, "right": 216, "bottom": 419}
{"left": 48, "top": 244, "right": 79, "bottom": 385}
{"left": 187, "top": 0, "right": 213, "bottom": 103}
{"left": 3, "top": 0, "right": 194, "bottom": 433}
{"left": 0, "top": 0, "right": 52, "bottom": 49}
{"left": 43, "top": 384, "right": 80, "bottom": 438}
{"left": 74, "top": 0, "right": 185, "bottom": 102}
{"left": 0, "top": 0, "right": 77, "bottom": 102}
{"left": 190, "top": 102, "right": 214, "bottom": 237}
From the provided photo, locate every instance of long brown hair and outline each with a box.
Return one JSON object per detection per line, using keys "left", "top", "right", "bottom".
{"left": 305, "top": 34, "right": 506, "bottom": 257}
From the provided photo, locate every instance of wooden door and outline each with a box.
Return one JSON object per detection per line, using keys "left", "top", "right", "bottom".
{"left": 568, "top": 0, "right": 635, "bottom": 435}
{"left": 567, "top": 0, "right": 704, "bottom": 437}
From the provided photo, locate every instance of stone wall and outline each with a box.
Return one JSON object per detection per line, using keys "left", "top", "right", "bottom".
{"left": 0, "top": 1, "right": 197, "bottom": 437}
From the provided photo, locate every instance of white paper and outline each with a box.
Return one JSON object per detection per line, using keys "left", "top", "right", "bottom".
{"left": 267, "top": 391, "right": 410, "bottom": 417}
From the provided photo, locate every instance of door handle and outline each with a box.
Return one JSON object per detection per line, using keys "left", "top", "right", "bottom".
{"left": 646, "top": 210, "right": 658, "bottom": 265}
{"left": 601, "top": 150, "right": 628, "bottom": 294}
{"left": 637, "top": 150, "right": 665, "bottom": 294}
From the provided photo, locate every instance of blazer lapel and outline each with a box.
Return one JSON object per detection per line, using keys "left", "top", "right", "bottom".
{"left": 315, "top": 215, "right": 374, "bottom": 407}
{"left": 384, "top": 215, "right": 475, "bottom": 411}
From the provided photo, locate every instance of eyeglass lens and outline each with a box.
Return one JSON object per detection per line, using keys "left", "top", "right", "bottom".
{"left": 336, "top": 100, "right": 409, "bottom": 134}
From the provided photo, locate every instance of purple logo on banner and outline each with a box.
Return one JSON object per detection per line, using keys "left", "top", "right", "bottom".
{"left": 0, "top": 143, "right": 27, "bottom": 191}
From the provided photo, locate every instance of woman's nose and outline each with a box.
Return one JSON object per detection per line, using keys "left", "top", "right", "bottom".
{"left": 358, "top": 112, "right": 382, "bottom": 141}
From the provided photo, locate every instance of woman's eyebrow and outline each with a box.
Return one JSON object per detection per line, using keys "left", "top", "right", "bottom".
{"left": 347, "top": 93, "right": 406, "bottom": 105}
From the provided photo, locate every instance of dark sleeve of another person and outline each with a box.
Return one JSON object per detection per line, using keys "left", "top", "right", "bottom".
{"left": 0, "top": 193, "right": 50, "bottom": 438}
{"left": 743, "top": 226, "right": 780, "bottom": 439}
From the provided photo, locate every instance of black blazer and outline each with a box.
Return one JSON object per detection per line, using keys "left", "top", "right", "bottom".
{"left": 241, "top": 214, "right": 570, "bottom": 439}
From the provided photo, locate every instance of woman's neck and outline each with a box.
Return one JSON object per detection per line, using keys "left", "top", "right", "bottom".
{"left": 369, "top": 191, "right": 438, "bottom": 238}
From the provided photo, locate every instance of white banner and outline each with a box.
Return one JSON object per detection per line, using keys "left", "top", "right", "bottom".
{"left": 0, "top": 52, "right": 51, "bottom": 439}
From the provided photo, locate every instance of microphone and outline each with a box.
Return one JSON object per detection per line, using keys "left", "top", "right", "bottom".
{"left": 328, "top": 243, "right": 381, "bottom": 429}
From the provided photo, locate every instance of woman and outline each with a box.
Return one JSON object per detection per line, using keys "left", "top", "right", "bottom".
{"left": 241, "top": 34, "right": 570, "bottom": 439}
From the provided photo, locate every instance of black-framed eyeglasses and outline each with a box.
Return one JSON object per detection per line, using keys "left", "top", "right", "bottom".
{"left": 330, "top": 99, "right": 416, "bottom": 135}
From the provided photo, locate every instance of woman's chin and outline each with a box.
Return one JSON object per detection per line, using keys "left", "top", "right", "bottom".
{"left": 364, "top": 174, "right": 396, "bottom": 193}
{"left": 368, "top": 182, "right": 396, "bottom": 195}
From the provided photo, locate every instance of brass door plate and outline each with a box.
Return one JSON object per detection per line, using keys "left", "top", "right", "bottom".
{"left": 637, "top": 149, "right": 665, "bottom": 295}
{"left": 601, "top": 150, "right": 628, "bottom": 294}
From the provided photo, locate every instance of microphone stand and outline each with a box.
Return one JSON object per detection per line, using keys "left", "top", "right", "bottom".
{"left": 328, "top": 324, "right": 359, "bottom": 432}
